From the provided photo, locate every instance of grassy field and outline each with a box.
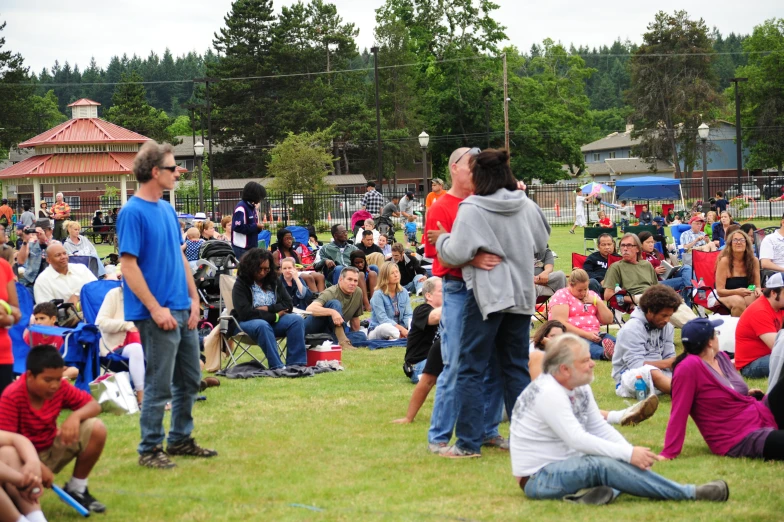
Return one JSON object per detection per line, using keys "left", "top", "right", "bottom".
{"left": 36, "top": 225, "right": 784, "bottom": 521}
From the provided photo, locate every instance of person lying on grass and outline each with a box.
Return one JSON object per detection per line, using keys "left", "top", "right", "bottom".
{"left": 510, "top": 334, "right": 729, "bottom": 505}
{"left": 0, "top": 345, "right": 107, "bottom": 514}
{"left": 661, "top": 317, "right": 784, "bottom": 461}
{"left": 0, "top": 429, "right": 46, "bottom": 522}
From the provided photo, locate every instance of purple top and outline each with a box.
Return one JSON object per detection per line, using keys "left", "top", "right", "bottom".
{"left": 662, "top": 352, "right": 777, "bottom": 459}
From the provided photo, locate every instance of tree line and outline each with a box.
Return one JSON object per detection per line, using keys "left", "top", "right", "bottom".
{"left": 0, "top": 2, "right": 781, "bottom": 183}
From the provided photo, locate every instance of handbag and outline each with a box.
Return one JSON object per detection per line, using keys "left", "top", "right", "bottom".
{"left": 90, "top": 372, "right": 139, "bottom": 415}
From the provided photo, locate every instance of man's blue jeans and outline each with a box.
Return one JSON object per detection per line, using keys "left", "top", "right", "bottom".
{"left": 410, "top": 359, "right": 427, "bottom": 384}
{"left": 523, "top": 455, "right": 695, "bottom": 501}
{"left": 428, "top": 279, "right": 502, "bottom": 445}
{"left": 660, "top": 264, "right": 694, "bottom": 306}
{"left": 588, "top": 333, "right": 616, "bottom": 361}
{"left": 404, "top": 278, "right": 424, "bottom": 295}
{"left": 137, "top": 309, "right": 202, "bottom": 454}
{"left": 239, "top": 314, "right": 307, "bottom": 369}
{"left": 454, "top": 290, "right": 531, "bottom": 453}
{"left": 740, "top": 354, "right": 771, "bottom": 379}
{"left": 303, "top": 299, "right": 367, "bottom": 345}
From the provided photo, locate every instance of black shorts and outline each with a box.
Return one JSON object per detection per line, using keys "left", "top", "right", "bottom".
{"left": 422, "top": 338, "right": 443, "bottom": 377}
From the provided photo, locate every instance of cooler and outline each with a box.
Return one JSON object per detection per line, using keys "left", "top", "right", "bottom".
{"left": 307, "top": 346, "right": 342, "bottom": 366}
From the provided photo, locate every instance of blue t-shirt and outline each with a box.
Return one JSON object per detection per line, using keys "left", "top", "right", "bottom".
{"left": 405, "top": 222, "right": 417, "bottom": 235}
{"left": 117, "top": 197, "right": 191, "bottom": 320}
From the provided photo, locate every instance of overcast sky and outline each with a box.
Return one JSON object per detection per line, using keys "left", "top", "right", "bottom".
{"left": 3, "top": 0, "right": 780, "bottom": 73}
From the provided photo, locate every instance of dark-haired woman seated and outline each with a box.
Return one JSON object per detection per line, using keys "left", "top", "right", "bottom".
{"left": 661, "top": 317, "right": 784, "bottom": 461}
{"left": 232, "top": 248, "right": 306, "bottom": 369}
{"left": 715, "top": 229, "right": 761, "bottom": 316}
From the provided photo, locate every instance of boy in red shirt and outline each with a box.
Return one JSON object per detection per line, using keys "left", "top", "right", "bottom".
{"left": 23, "top": 302, "right": 78, "bottom": 381}
{"left": 735, "top": 273, "right": 784, "bottom": 378}
{"left": 0, "top": 345, "right": 107, "bottom": 514}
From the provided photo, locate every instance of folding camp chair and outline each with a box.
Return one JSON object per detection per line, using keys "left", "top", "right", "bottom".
{"left": 80, "top": 280, "right": 128, "bottom": 374}
{"left": 624, "top": 225, "right": 658, "bottom": 237}
{"left": 10, "top": 282, "right": 34, "bottom": 375}
{"left": 69, "top": 255, "right": 101, "bottom": 278}
{"left": 218, "top": 274, "right": 286, "bottom": 369}
{"left": 754, "top": 227, "right": 779, "bottom": 258}
{"left": 670, "top": 224, "right": 692, "bottom": 261}
{"left": 691, "top": 249, "right": 730, "bottom": 317}
{"left": 583, "top": 227, "right": 618, "bottom": 254}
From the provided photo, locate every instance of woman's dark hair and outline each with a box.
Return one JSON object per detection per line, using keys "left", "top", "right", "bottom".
{"left": 27, "top": 345, "right": 64, "bottom": 376}
{"left": 469, "top": 149, "right": 517, "bottom": 196}
{"left": 673, "top": 332, "right": 713, "bottom": 372}
{"left": 237, "top": 248, "right": 277, "bottom": 290}
{"left": 241, "top": 181, "right": 267, "bottom": 204}
{"left": 637, "top": 231, "right": 663, "bottom": 260}
{"left": 638, "top": 285, "right": 682, "bottom": 314}
{"left": 532, "top": 320, "right": 566, "bottom": 351}
{"left": 350, "top": 250, "right": 367, "bottom": 271}
{"left": 740, "top": 223, "right": 757, "bottom": 235}
{"left": 277, "top": 227, "right": 292, "bottom": 244}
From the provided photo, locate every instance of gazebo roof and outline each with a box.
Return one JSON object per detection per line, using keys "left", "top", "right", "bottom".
{"left": 0, "top": 152, "right": 186, "bottom": 179}
{"left": 67, "top": 98, "right": 101, "bottom": 107}
{"left": 18, "top": 118, "right": 150, "bottom": 148}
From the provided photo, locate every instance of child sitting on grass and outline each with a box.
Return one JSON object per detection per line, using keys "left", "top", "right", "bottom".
{"left": 0, "top": 345, "right": 107, "bottom": 514}
{"left": 0, "top": 429, "right": 46, "bottom": 522}
{"left": 182, "top": 227, "right": 204, "bottom": 270}
{"left": 23, "top": 302, "right": 78, "bottom": 381}
{"left": 404, "top": 215, "right": 418, "bottom": 247}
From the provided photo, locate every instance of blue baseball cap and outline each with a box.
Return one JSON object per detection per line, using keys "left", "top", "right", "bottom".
{"left": 681, "top": 318, "right": 723, "bottom": 346}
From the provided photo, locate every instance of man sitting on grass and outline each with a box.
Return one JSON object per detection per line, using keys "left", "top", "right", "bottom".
{"left": 403, "top": 277, "right": 442, "bottom": 384}
{"left": 0, "top": 346, "right": 107, "bottom": 514}
{"left": 510, "top": 333, "right": 729, "bottom": 505}
{"left": 0, "top": 429, "right": 46, "bottom": 522}
{"left": 612, "top": 285, "right": 681, "bottom": 398}
{"left": 305, "top": 266, "right": 367, "bottom": 349}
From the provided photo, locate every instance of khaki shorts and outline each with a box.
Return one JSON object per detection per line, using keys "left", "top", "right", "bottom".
{"left": 37, "top": 418, "right": 96, "bottom": 473}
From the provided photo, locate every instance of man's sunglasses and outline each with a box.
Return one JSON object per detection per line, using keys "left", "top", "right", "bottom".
{"left": 159, "top": 165, "right": 178, "bottom": 172}
{"left": 453, "top": 147, "right": 481, "bottom": 165}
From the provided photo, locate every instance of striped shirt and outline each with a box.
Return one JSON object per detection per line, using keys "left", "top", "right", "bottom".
{"left": 0, "top": 374, "right": 92, "bottom": 451}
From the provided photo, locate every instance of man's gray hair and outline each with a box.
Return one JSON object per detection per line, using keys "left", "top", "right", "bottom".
{"left": 133, "top": 141, "right": 175, "bottom": 183}
{"left": 422, "top": 276, "right": 441, "bottom": 297}
{"left": 542, "top": 334, "right": 588, "bottom": 376}
{"left": 448, "top": 147, "right": 469, "bottom": 166}
{"left": 339, "top": 266, "right": 360, "bottom": 279}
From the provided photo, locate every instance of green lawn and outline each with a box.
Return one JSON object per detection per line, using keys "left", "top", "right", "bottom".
{"left": 38, "top": 225, "right": 784, "bottom": 521}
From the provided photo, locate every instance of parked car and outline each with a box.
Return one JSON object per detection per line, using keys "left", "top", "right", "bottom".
{"left": 725, "top": 182, "right": 761, "bottom": 201}
{"left": 762, "top": 178, "right": 784, "bottom": 200}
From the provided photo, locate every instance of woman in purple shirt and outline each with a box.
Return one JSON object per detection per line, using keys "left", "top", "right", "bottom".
{"left": 662, "top": 318, "right": 784, "bottom": 461}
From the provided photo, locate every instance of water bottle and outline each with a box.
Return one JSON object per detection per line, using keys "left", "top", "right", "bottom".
{"left": 697, "top": 277, "right": 706, "bottom": 300}
{"left": 614, "top": 284, "right": 624, "bottom": 307}
{"left": 634, "top": 375, "right": 648, "bottom": 401}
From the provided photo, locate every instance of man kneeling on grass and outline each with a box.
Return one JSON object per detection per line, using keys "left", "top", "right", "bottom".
{"left": 510, "top": 334, "right": 729, "bottom": 505}
{"left": 0, "top": 346, "right": 107, "bottom": 514}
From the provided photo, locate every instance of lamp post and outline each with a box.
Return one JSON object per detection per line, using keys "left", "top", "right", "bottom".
{"left": 698, "top": 123, "right": 710, "bottom": 214}
{"left": 194, "top": 140, "right": 205, "bottom": 213}
{"left": 730, "top": 77, "right": 748, "bottom": 195}
{"left": 418, "top": 131, "right": 429, "bottom": 226}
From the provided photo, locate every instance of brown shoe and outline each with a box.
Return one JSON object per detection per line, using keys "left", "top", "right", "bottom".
{"left": 204, "top": 377, "right": 220, "bottom": 388}
{"left": 339, "top": 339, "right": 356, "bottom": 350}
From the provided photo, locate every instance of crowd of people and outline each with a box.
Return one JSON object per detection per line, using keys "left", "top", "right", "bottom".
{"left": 4, "top": 139, "right": 784, "bottom": 520}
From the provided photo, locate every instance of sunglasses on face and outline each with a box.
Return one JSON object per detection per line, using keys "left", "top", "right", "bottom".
{"left": 159, "top": 165, "right": 178, "bottom": 172}
{"left": 453, "top": 147, "right": 481, "bottom": 165}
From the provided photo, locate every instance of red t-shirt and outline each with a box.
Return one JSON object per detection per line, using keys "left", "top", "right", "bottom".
{"left": 0, "top": 259, "right": 15, "bottom": 365}
{"left": 0, "top": 374, "right": 92, "bottom": 451}
{"left": 599, "top": 217, "right": 611, "bottom": 227}
{"left": 24, "top": 331, "right": 65, "bottom": 351}
{"left": 424, "top": 193, "right": 464, "bottom": 279}
{"left": 735, "top": 296, "right": 784, "bottom": 370}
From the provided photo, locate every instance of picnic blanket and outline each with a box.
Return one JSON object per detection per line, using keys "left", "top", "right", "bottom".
{"left": 216, "top": 361, "right": 342, "bottom": 379}
{"left": 353, "top": 338, "right": 407, "bottom": 350}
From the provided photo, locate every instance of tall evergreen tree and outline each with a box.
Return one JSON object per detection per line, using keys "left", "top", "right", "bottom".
{"left": 105, "top": 72, "right": 177, "bottom": 143}
{"left": 0, "top": 20, "right": 34, "bottom": 151}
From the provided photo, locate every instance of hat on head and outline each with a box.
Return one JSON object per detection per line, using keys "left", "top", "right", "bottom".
{"left": 681, "top": 317, "right": 724, "bottom": 346}
{"left": 405, "top": 190, "right": 414, "bottom": 198}
{"left": 432, "top": 178, "right": 444, "bottom": 186}
{"left": 35, "top": 218, "right": 51, "bottom": 230}
{"left": 15, "top": 222, "right": 24, "bottom": 230}
{"left": 194, "top": 212, "right": 207, "bottom": 221}
{"left": 689, "top": 215, "right": 705, "bottom": 224}
{"left": 767, "top": 272, "right": 784, "bottom": 289}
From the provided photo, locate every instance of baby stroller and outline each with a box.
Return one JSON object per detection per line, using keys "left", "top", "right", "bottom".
{"left": 194, "top": 240, "right": 238, "bottom": 328}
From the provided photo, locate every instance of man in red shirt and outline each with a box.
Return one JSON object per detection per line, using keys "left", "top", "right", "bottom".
{"left": 0, "top": 346, "right": 107, "bottom": 514}
{"left": 735, "top": 273, "right": 784, "bottom": 378}
{"left": 423, "top": 146, "right": 507, "bottom": 454}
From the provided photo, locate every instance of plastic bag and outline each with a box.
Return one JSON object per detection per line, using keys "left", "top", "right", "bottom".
{"left": 90, "top": 372, "right": 139, "bottom": 415}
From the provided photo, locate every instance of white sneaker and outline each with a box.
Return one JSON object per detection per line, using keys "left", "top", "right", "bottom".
{"left": 620, "top": 394, "right": 659, "bottom": 426}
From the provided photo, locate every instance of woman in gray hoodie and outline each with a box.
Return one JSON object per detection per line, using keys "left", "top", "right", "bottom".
{"left": 433, "top": 148, "right": 551, "bottom": 457}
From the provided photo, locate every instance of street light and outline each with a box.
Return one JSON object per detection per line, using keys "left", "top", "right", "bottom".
{"left": 194, "top": 140, "right": 205, "bottom": 213}
{"left": 730, "top": 77, "right": 748, "bottom": 195}
{"left": 698, "top": 123, "right": 710, "bottom": 213}
{"left": 418, "top": 131, "right": 429, "bottom": 226}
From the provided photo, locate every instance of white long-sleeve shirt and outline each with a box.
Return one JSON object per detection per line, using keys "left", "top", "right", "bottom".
{"left": 509, "top": 374, "right": 633, "bottom": 477}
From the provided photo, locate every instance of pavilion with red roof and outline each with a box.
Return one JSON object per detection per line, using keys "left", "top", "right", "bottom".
{"left": 0, "top": 99, "right": 183, "bottom": 213}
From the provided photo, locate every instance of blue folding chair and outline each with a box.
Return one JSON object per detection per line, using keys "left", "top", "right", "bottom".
{"left": 80, "top": 280, "right": 127, "bottom": 373}
{"left": 27, "top": 323, "right": 101, "bottom": 392}
{"left": 10, "top": 281, "right": 34, "bottom": 375}
{"left": 286, "top": 226, "right": 310, "bottom": 246}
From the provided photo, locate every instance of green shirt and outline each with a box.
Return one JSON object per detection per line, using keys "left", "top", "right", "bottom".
{"left": 602, "top": 260, "right": 658, "bottom": 296}
{"left": 316, "top": 284, "right": 363, "bottom": 323}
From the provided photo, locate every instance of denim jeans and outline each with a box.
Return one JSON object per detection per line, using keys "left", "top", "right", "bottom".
{"left": 239, "top": 314, "right": 307, "bottom": 369}
{"left": 137, "top": 309, "right": 202, "bottom": 454}
{"left": 428, "top": 279, "right": 503, "bottom": 445}
{"left": 660, "top": 265, "right": 694, "bottom": 306}
{"left": 454, "top": 290, "right": 531, "bottom": 453}
{"left": 589, "top": 278, "right": 603, "bottom": 296}
{"left": 410, "top": 359, "right": 427, "bottom": 384}
{"left": 740, "top": 354, "right": 771, "bottom": 379}
{"left": 404, "top": 278, "right": 425, "bottom": 295}
{"left": 523, "top": 455, "right": 695, "bottom": 501}
{"left": 588, "top": 332, "right": 616, "bottom": 360}
{"left": 304, "top": 299, "right": 367, "bottom": 345}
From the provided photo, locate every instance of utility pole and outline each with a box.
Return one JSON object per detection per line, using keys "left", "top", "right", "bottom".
{"left": 503, "top": 53, "right": 509, "bottom": 151}
{"left": 730, "top": 77, "right": 748, "bottom": 195}
{"left": 194, "top": 77, "right": 219, "bottom": 216}
{"left": 182, "top": 102, "right": 204, "bottom": 213}
{"left": 371, "top": 46, "right": 383, "bottom": 192}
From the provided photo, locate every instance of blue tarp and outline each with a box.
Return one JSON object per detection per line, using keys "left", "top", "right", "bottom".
{"left": 614, "top": 177, "right": 681, "bottom": 201}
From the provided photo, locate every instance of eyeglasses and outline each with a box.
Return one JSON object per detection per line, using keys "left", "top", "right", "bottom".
{"left": 452, "top": 147, "right": 481, "bottom": 165}
{"left": 619, "top": 243, "right": 637, "bottom": 249}
{"left": 731, "top": 238, "right": 746, "bottom": 244}
{"left": 159, "top": 165, "right": 178, "bottom": 172}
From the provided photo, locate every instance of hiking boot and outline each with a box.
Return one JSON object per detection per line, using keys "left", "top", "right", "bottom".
{"left": 428, "top": 442, "right": 449, "bottom": 455}
{"left": 482, "top": 435, "right": 510, "bottom": 450}
{"left": 602, "top": 337, "right": 615, "bottom": 360}
{"left": 439, "top": 445, "right": 481, "bottom": 459}
{"left": 563, "top": 486, "right": 615, "bottom": 505}
{"left": 166, "top": 437, "right": 218, "bottom": 458}
{"left": 338, "top": 339, "right": 356, "bottom": 350}
{"left": 63, "top": 485, "right": 107, "bottom": 513}
{"left": 139, "top": 445, "right": 176, "bottom": 469}
{"left": 696, "top": 480, "right": 729, "bottom": 502}
{"left": 199, "top": 377, "right": 220, "bottom": 391}
{"left": 620, "top": 394, "right": 659, "bottom": 426}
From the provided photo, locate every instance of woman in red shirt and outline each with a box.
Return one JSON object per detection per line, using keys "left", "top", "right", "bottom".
{"left": 0, "top": 258, "right": 21, "bottom": 394}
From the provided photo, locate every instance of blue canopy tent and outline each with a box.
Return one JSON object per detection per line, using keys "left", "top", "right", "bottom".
{"left": 612, "top": 177, "right": 685, "bottom": 208}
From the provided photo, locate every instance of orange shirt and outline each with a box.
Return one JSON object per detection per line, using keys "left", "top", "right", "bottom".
{"left": 51, "top": 201, "right": 71, "bottom": 220}
{"left": 425, "top": 191, "right": 445, "bottom": 209}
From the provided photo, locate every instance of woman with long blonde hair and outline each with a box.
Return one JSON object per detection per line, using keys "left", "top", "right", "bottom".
{"left": 368, "top": 261, "right": 412, "bottom": 340}
{"left": 715, "top": 229, "right": 761, "bottom": 316}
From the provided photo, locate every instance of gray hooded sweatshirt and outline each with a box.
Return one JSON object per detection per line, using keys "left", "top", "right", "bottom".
{"left": 612, "top": 307, "right": 676, "bottom": 384}
{"left": 435, "top": 188, "right": 550, "bottom": 319}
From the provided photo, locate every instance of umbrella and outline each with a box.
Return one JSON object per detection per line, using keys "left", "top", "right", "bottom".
{"left": 580, "top": 182, "right": 613, "bottom": 196}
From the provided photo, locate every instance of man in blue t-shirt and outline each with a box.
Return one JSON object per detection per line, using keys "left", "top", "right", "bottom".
{"left": 118, "top": 141, "right": 217, "bottom": 469}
